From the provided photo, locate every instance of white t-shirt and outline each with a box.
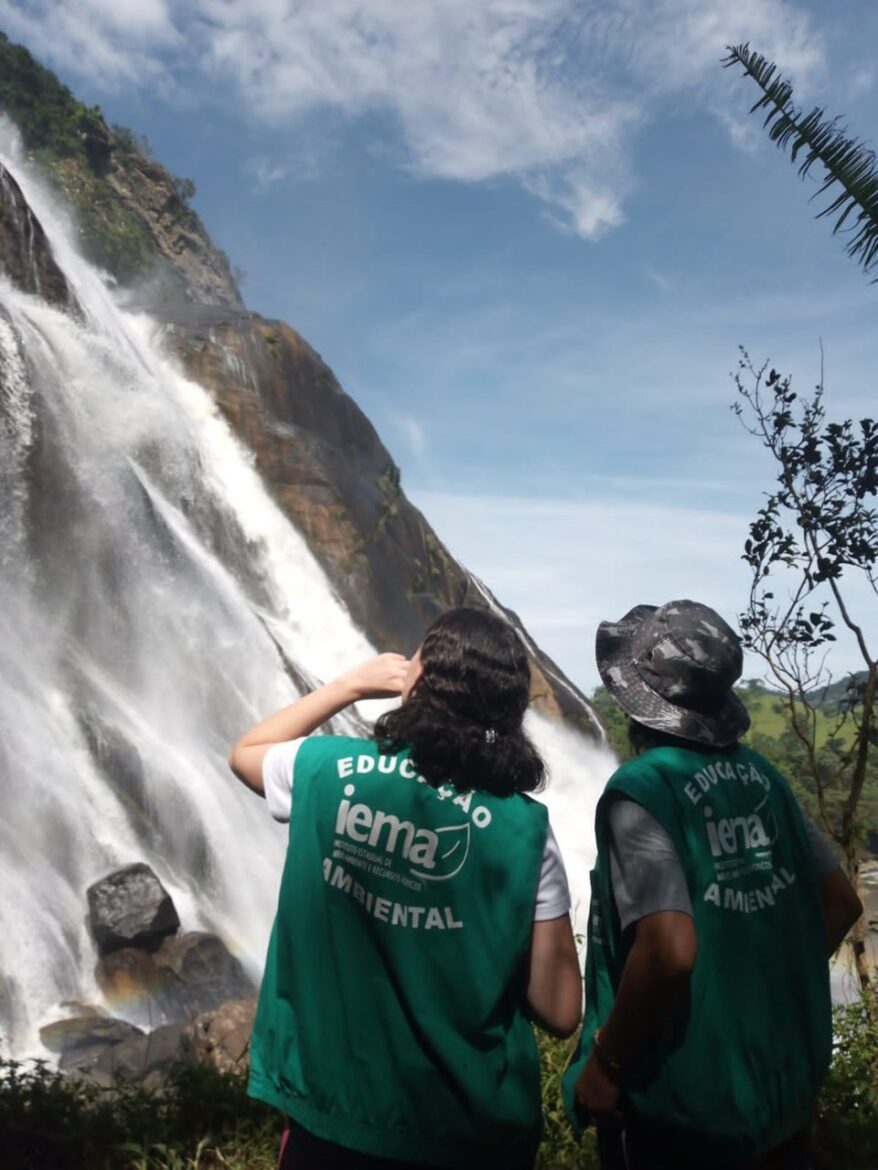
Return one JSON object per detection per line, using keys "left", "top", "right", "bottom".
{"left": 263, "top": 739, "right": 571, "bottom": 923}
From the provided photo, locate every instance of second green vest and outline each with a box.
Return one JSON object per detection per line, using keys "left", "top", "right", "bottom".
{"left": 563, "top": 743, "right": 831, "bottom": 1155}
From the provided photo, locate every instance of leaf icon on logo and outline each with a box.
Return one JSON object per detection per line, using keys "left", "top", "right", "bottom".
{"left": 753, "top": 791, "right": 780, "bottom": 847}
{"left": 411, "top": 822, "right": 471, "bottom": 882}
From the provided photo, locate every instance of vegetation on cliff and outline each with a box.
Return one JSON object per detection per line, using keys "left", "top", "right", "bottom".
{"left": 0, "top": 32, "right": 239, "bottom": 301}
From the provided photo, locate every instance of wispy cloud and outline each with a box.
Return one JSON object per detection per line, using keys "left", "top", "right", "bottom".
{"left": 247, "top": 142, "right": 325, "bottom": 192}
{"left": 248, "top": 158, "right": 290, "bottom": 192}
{"left": 644, "top": 265, "right": 674, "bottom": 294}
{"left": 846, "top": 65, "right": 876, "bottom": 100}
{"left": 412, "top": 489, "right": 872, "bottom": 693}
{"left": 0, "top": 0, "right": 179, "bottom": 85}
{"left": 397, "top": 415, "right": 427, "bottom": 458}
{"left": 711, "top": 106, "right": 764, "bottom": 155}
{"left": 1, "top": 0, "right": 826, "bottom": 240}
{"left": 412, "top": 489, "right": 752, "bottom": 691}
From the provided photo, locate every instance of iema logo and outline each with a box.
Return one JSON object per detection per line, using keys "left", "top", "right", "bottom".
{"left": 335, "top": 785, "right": 471, "bottom": 881}
{"left": 703, "top": 792, "right": 778, "bottom": 858}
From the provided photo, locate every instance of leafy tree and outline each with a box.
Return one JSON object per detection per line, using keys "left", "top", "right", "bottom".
{"left": 723, "top": 42, "right": 878, "bottom": 986}
{"left": 732, "top": 351, "right": 877, "bottom": 986}
{"left": 816, "top": 990, "right": 878, "bottom": 1167}
{"left": 173, "top": 175, "right": 197, "bottom": 202}
{"left": 111, "top": 123, "right": 153, "bottom": 159}
{"left": 722, "top": 43, "right": 878, "bottom": 278}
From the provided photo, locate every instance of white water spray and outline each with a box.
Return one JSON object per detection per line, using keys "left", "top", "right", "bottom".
{"left": 0, "top": 133, "right": 613, "bottom": 1055}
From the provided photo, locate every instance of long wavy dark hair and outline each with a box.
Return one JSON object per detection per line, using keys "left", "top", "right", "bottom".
{"left": 374, "top": 607, "right": 545, "bottom": 797}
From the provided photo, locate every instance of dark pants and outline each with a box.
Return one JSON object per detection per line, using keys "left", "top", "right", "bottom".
{"left": 598, "top": 1119, "right": 811, "bottom": 1170}
{"left": 278, "top": 1123, "right": 440, "bottom": 1170}
{"left": 278, "top": 1121, "right": 536, "bottom": 1170}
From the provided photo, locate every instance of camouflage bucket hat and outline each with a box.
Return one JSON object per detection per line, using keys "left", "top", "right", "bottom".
{"left": 596, "top": 599, "right": 751, "bottom": 748}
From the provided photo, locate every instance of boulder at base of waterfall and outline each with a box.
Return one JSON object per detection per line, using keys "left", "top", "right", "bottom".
{"left": 154, "top": 932, "right": 255, "bottom": 1019}
{"left": 85, "top": 1021, "right": 191, "bottom": 1090}
{"left": 87, "top": 863, "right": 180, "bottom": 956}
{"left": 39, "top": 1015, "right": 144, "bottom": 1071}
{"left": 182, "top": 998, "right": 257, "bottom": 1075}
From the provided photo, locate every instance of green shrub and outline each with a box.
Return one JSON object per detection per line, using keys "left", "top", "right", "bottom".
{"left": 0, "top": 32, "right": 102, "bottom": 158}
{"left": 111, "top": 124, "right": 154, "bottom": 160}
{"left": 0, "top": 1041, "right": 598, "bottom": 1169}
{"left": 0, "top": 1060, "right": 277, "bottom": 1170}
{"left": 814, "top": 991, "right": 878, "bottom": 1169}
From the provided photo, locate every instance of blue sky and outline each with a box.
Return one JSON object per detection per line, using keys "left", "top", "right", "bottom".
{"left": 4, "top": 0, "right": 877, "bottom": 691}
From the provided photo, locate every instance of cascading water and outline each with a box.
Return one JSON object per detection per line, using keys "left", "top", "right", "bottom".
{"left": 0, "top": 129, "right": 615, "bottom": 1056}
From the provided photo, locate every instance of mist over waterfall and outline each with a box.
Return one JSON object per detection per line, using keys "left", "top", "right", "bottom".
{"left": 0, "top": 134, "right": 614, "bottom": 1056}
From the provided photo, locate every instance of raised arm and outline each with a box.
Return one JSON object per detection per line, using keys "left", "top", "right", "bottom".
{"left": 527, "top": 914, "right": 582, "bottom": 1038}
{"left": 228, "top": 653, "right": 409, "bottom": 796}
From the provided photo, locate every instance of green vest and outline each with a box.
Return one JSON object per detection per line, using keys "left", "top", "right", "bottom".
{"left": 563, "top": 744, "right": 831, "bottom": 1156}
{"left": 249, "top": 735, "right": 549, "bottom": 1169}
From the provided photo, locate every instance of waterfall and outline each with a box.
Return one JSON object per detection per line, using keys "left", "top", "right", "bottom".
{"left": 0, "top": 132, "right": 615, "bottom": 1056}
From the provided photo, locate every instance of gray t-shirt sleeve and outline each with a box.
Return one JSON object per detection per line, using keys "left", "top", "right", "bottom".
{"left": 607, "top": 799, "right": 692, "bottom": 932}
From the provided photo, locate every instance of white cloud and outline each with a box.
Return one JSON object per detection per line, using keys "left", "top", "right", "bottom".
{"left": 0, "top": 0, "right": 178, "bottom": 85}
{"left": 624, "top": 0, "right": 822, "bottom": 91}
{"left": 525, "top": 168, "right": 629, "bottom": 241}
{"left": 4, "top": 0, "right": 826, "bottom": 236}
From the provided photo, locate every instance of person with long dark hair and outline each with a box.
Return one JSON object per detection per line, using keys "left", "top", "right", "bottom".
{"left": 230, "top": 607, "right": 582, "bottom": 1170}
{"left": 563, "top": 600, "right": 862, "bottom": 1170}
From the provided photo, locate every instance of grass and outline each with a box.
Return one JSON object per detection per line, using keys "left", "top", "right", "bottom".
{"left": 0, "top": 1040, "right": 600, "bottom": 1170}
{"left": 740, "top": 688, "right": 851, "bottom": 750}
{"left": 537, "top": 1033, "right": 599, "bottom": 1169}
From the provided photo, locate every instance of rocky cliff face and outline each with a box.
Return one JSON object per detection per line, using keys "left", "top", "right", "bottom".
{"left": 52, "top": 133, "right": 243, "bottom": 308}
{"left": 161, "top": 308, "right": 594, "bottom": 727}
{"left": 0, "top": 163, "right": 73, "bottom": 309}
{"left": 0, "top": 35, "right": 599, "bottom": 735}
{"left": 0, "top": 32, "right": 240, "bottom": 306}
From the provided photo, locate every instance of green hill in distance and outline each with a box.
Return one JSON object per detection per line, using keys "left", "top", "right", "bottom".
{"left": 738, "top": 677, "right": 861, "bottom": 750}
{"left": 592, "top": 675, "right": 877, "bottom": 856}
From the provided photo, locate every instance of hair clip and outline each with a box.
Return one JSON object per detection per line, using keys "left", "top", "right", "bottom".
{"left": 484, "top": 728, "right": 497, "bottom": 744}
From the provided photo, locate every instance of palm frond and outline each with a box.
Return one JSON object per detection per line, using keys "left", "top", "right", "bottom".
{"left": 723, "top": 43, "right": 878, "bottom": 276}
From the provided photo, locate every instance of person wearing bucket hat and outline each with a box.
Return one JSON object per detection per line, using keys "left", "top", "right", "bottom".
{"left": 563, "top": 600, "right": 863, "bottom": 1170}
